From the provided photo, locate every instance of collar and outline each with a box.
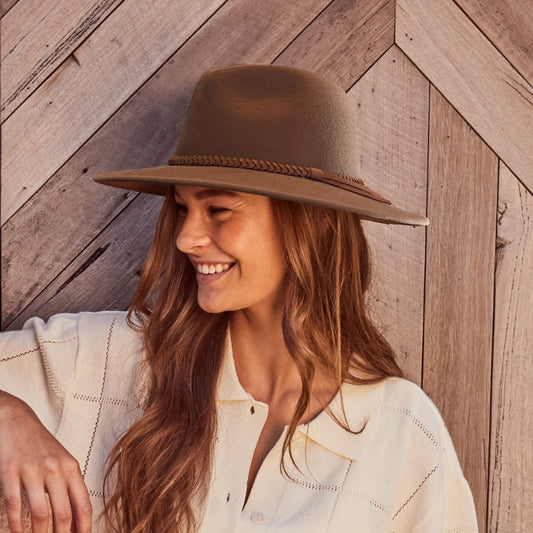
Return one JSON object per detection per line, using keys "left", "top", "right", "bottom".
{"left": 216, "top": 333, "right": 385, "bottom": 462}
{"left": 295, "top": 380, "right": 385, "bottom": 462}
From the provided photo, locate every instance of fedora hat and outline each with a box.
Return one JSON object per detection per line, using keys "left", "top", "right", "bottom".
{"left": 94, "top": 64, "right": 428, "bottom": 225}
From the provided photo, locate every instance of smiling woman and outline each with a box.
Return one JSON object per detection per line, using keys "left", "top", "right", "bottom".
{"left": 0, "top": 64, "right": 476, "bottom": 533}
{"left": 173, "top": 187, "right": 286, "bottom": 315}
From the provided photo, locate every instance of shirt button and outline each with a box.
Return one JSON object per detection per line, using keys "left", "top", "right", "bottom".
{"left": 250, "top": 511, "right": 266, "bottom": 524}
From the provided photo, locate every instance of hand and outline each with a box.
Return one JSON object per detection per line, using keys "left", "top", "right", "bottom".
{"left": 0, "top": 391, "right": 92, "bottom": 532}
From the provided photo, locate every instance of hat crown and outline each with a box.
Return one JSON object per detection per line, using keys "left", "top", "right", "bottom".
{"left": 175, "top": 64, "right": 361, "bottom": 177}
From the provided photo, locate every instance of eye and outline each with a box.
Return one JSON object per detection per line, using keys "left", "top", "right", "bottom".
{"left": 174, "top": 202, "right": 188, "bottom": 216}
{"left": 208, "top": 206, "right": 230, "bottom": 215}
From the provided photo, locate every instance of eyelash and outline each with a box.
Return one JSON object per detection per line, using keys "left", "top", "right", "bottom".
{"left": 208, "top": 206, "right": 229, "bottom": 215}
{"left": 174, "top": 203, "right": 229, "bottom": 216}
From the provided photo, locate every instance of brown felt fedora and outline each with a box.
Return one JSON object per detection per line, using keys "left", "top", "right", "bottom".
{"left": 94, "top": 64, "right": 428, "bottom": 225}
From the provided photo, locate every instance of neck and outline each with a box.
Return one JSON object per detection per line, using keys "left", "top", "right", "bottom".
{"left": 229, "top": 307, "right": 300, "bottom": 405}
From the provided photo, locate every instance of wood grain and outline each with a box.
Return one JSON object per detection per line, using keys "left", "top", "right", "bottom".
{"left": 2, "top": 0, "right": 333, "bottom": 327}
{"left": 275, "top": 0, "right": 394, "bottom": 87}
{"left": 1, "top": 0, "right": 124, "bottom": 121}
{"left": 0, "top": 0, "right": 18, "bottom": 19}
{"left": 1, "top": 0, "right": 225, "bottom": 224}
{"left": 12, "top": 194, "right": 163, "bottom": 326}
{"left": 455, "top": 0, "right": 533, "bottom": 86}
{"left": 350, "top": 45, "right": 428, "bottom": 384}
{"left": 489, "top": 163, "right": 533, "bottom": 532}
{"left": 424, "top": 86, "right": 498, "bottom": 530}
{"left": 396, "top": 0, "right": 533, "bottom": 195}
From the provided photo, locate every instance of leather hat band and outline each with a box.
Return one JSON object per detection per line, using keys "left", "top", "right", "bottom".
{"left": 169, "top": 154, "right": 391, "bottom": 205}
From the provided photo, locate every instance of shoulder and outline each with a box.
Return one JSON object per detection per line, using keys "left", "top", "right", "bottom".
{"left": 340, "top": 377, "right": 453, "bottom": 460}
{"left": 377, "top": 377, "right": 446, "bottom": 442}
{"left": 339, "top": 378, "right": 477, "bottom": 531}
{"left": 21, "top": 310, "right": 137, "bottom": 342}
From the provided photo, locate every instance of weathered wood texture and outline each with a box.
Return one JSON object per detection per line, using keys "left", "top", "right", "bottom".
{"left": 2, "top": 0, "right": 533, "bottom": 531}
{"left": 1, "top": 0, "right": 226, "bottom": 224}
{"left": 424, "top": 87, "right": 498, "bottom": 529}
{"left": 0, "top": 0, "right": 18, "bottom": 19}
{"left": 455, "top": 0, "right": 533, "bottom": 86}
{"left": 396, "top": 0, "right": 533, "bottom": 194}
{"left": 275, "top": 0, "right": 394, "bottom": 87}
{"left": 1, "top": 0, "right": 125, "bottom": 121}
{"left": 351, "top": 45, "right": 428, "bottom": 384}
{"left": 490, "top": 163, "right": 533, "bottom": 533}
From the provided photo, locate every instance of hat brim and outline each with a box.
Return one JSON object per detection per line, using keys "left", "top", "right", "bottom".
{"left": 94, "top": 165, "right": 428, "bottom": 226}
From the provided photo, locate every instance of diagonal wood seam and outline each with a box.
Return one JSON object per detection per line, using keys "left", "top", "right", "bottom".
{"left": 1, "top": 0, "right": 123, "bottom": 121}
{"left": 0, "top": 0, "right": 228, "bottom": 226}
{"left": 394, "top": 0, "right": 533, "bottom": 197}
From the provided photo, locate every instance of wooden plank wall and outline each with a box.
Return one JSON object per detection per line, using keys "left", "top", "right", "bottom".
{"left": 1, "top": 1, "right": 532, "bottom": 531}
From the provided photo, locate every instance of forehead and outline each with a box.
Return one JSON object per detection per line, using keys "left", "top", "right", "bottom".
{"left": 173, "top": 185, "right": 243, "bottom": 201}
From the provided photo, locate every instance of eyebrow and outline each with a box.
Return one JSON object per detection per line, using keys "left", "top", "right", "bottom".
{"left": 173, "top": 188, "right": 242, "bottom": 201}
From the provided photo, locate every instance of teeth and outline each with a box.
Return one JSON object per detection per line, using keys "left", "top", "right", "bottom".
{"left": 197, "top": 263, "right": 231, "bottom": 275}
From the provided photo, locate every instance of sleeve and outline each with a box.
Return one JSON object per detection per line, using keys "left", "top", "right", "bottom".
{"left": 383, "top": 379, "right": 479, "bottom": 533}
{"left": 0, "top": 313, "right": 81, "bottom": 436}
{"left": 412, "top": 424, "right": 478, "bottom": 533}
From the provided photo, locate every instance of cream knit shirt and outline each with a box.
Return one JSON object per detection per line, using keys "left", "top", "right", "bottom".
{"left": 0, "top": 311, "right": 477, "bottom": 532}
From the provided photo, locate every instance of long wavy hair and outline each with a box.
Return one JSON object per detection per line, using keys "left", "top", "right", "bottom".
{"left": 103, "top": 189, "right": 402, "bottom": 532}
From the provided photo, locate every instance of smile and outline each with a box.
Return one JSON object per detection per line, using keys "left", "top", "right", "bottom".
{"left": 195, "top": 262, "right": 234, "bottom": 275}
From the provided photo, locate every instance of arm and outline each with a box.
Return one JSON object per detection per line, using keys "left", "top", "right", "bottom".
{"left": 0, "top": 316, "right": 93, "bottom": 533}
{"left": 0, "top": 391, "right": 92, "bottom": 533}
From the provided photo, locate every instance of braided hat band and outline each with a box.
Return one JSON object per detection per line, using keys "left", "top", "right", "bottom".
{"left": 169, "top": 155, "right": 392, "bottom": 205}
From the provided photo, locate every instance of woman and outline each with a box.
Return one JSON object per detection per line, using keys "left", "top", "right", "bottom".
{"left": 0, "top": 64, "right": 477, "bottom": 532}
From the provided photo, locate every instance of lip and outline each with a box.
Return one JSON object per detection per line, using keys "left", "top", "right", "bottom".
{"left": 195, "top": 262, "right": 235, "bottom": 284}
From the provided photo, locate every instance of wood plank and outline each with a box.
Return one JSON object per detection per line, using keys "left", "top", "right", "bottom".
{"left": 2, "top": 0, "right": 334, "bottom": 327}
{"left": 424, "top": 86, "right": 498, "bottom": 531}
{"left": 350, "top": 45, "right": 428, "bottom": 384}
{"left": 455, "top": 0, "right": 533, "bottom": 86}
{"left": 489, "top": 163, "right": 533, "bottom": 532}
{"left": 0, "top": 0, "right": 18, "bottom": 19}
{"left": 1, "top": 0, "right": 225, "bottom": 225}
{"left": 11, "top": 194, "right": 163, "bottom": 327}
{"left": 1, "top": 0, "right": 124, "bottom": 121}
{"left": 275, "top": 0, "right": 394, "bottom": 87}
{"left": 396, "top": 0, "right": 533, "bottom": 195}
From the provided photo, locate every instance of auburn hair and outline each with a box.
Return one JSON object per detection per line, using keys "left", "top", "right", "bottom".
{"left": 103, "top": 189, "right": 402, "bottom": 532}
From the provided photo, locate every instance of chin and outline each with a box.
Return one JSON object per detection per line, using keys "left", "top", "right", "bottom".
{"left": 197, "top": 298, "right": 227, "bottom": 314}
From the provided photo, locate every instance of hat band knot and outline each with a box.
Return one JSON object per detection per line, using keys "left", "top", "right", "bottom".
{"left": 169, "top": 154, "right": 391, "bottom": 205}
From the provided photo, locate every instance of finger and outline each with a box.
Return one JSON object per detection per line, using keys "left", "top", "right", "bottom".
{"left": 67, "top": 475, "right": 92, "bottom": 533}
{"left": 23, "top": 478, "right": 51, "bottom": 533}
{"left": 1, "top": 476, "right": 24, "bottom": 533}
{"left": 46, "top": 478, "right": 73, "bottom": 533}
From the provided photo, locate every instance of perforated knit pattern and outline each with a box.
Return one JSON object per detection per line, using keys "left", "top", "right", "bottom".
{"left": 382, "top": 404, "right": 440, "bottom": 449}
{"left": 288, "top": 468, "right": 391, "bottom": 516}
{"left": 392, "top": 464, "right": 440, "bottom": 520}
{"left": 0, "top": 347, "right": 39, "bottom": 362}
{"left": 81, "top": 317, "right": 116, "bottom": 478}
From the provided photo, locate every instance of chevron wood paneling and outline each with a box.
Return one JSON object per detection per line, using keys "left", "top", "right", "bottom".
{"left": 396, "top": 0, "right": 533, "bottom": 195}
{"left": 1, "top": 1, "right": 532, "bottom": 531}
{"left": 490, "top": 163, "right": 533, "bottom": 532}
{"left": 425, "top": 86, "right": 498, "bottom": 528}
{"left": 456, "top": 0, "right": 533, "bottom": 86}
{"left": 351, "top": 45, "right": 428, "bottom": 384}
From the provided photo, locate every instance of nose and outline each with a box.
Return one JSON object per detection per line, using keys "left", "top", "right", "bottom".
{"left": 176, "top": 212, "right": 211, "bottom": 253}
